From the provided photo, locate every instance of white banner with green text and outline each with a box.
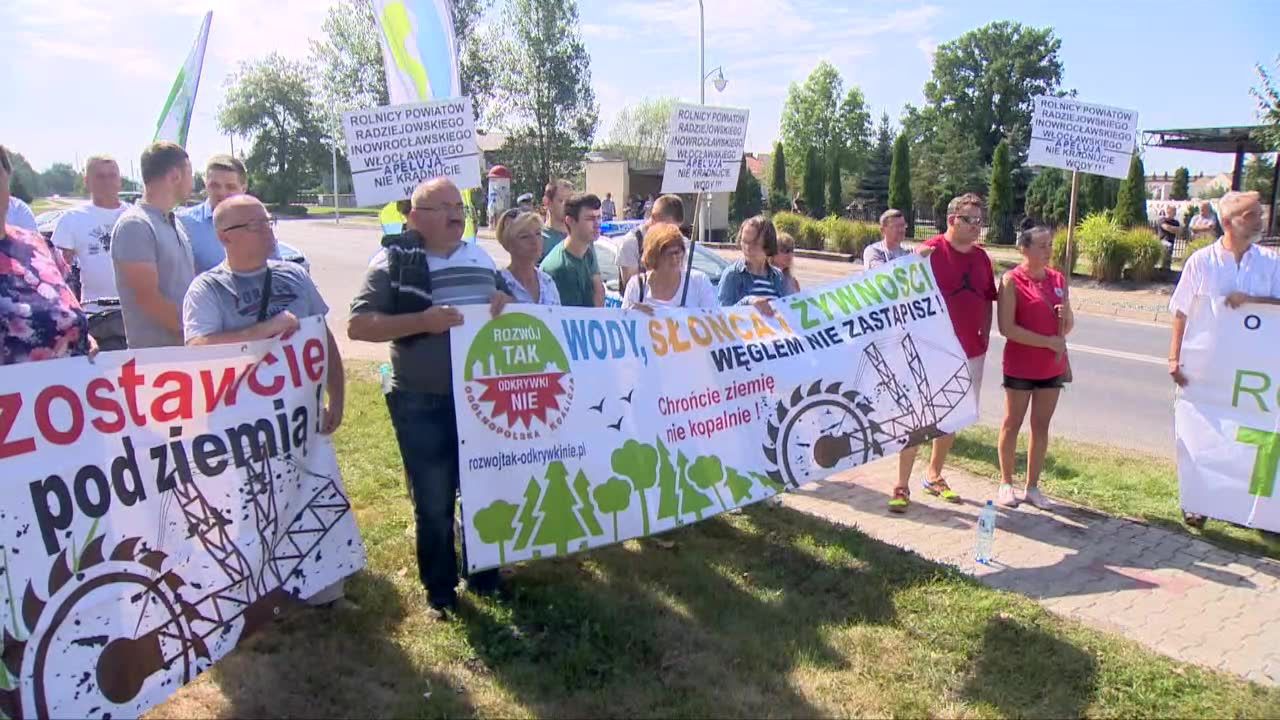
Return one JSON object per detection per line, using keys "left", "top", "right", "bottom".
{"left": 1175, "top": 298, "right": 1280, "bottom": 531}
{"left": 451, "top": 257, "right": 979, "bottom": 572}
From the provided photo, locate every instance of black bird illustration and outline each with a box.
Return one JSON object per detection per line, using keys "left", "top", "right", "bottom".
{"left": 620, "top": 389, "right": 635, "bottom": 404}
{"left": 607, "top": 417, "right": 624, "bottom": 431}
{"left": 589, "top": 397, "right": 606, "bottom": 413}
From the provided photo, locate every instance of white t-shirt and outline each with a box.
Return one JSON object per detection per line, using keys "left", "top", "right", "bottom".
{"left": 622, "top": 270, "right": 719, "bottom": 310}
{"left": 52, "top": 202, "right": 127, "bottom": 306}
{"left": 617, "top": 228, "right": 691, "bottom": 272}
{"left": 1169, "top": 240, "right": 1280, "bottom": 317}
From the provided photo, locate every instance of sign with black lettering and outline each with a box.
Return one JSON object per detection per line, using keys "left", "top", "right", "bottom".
{"left": 342, "top": 98, "right": 481, "bottom": 206}
{"left": 661, "top": 103, "right": 750, "bottom": 194}
{"left": 1028, "top": 96, "right": 1138, "bottom": 180}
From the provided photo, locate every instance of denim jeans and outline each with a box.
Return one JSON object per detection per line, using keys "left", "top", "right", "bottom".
{"left": 386, "top": 390, "right": 497, "bottom": 604}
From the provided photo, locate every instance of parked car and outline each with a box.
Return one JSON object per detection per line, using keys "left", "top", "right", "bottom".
{"left": 594, "top": 222, "right": 730, "bottom": 307}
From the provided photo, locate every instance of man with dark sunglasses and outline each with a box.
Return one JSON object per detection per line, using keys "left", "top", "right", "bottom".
{"left": 889, "top": 192, "right": 996, "bottom": 514}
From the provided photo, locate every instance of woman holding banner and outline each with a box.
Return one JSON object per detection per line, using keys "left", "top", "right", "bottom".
{"left": 496, "top": 209, "right": 561, "bottom": 306}
{"left": 623, "top": 223, "right": 718, "bottom": 311}
{"left": 718, "top": 216, "right": 790, "bottom": 310}
{"left": 995, "top": 222, "right": 1073, "bottom": 510}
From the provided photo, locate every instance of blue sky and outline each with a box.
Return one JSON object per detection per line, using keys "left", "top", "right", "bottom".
{"left": 4, "top": 0, "right": 1277, "bottom": 180}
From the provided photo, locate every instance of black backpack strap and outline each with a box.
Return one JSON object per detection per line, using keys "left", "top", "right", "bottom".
{"left": 381, "top": 231, "right": 432, "bottom": 316}
{"left": 256, "top": 267, "right": 273, "bottom": 323}
{"left": 639, "top": 273, "right": 646, "bottom": 302}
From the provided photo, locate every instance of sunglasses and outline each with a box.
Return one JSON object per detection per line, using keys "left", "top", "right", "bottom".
{"left": 954, "top": 215, "right": 984, "bottom": 226}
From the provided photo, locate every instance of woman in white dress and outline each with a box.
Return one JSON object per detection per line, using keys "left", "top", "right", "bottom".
{"left": 622, "top": 223, "right": 719, "bottom": 312}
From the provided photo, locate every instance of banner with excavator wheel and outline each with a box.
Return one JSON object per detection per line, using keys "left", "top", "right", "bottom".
{"left": 451, "top": 256, "right": 979, "bottom": 572}
{"left": 0, "top": 318, "right": 365, "bottom": 719}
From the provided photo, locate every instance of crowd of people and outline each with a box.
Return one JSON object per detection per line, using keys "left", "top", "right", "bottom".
{"left": 3, "top": 138, "right": 1279, "bottom": 619}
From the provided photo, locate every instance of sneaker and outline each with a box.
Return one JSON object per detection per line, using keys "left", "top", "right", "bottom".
{"left": 426, "top": 600, "right": 456, "bottom": 622}
{"left": 922, "top": 477, "right": 961, "bottom": 504}
{"left": 997, "top": 483, "right": 1019, "bottom": 508}
{"left": 888, "top": 486, "right": 911, "bottom": 514}
{"left": 1024, "top": 487, "right": 1054, "bottom": 510}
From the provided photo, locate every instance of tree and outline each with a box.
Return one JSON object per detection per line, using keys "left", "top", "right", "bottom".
{"left": 6, "top": 150, "right": 44, "bottom": 198}
{"left": 854, "top": 113, "right": 894, "bottom": 216}
{"left": 655, "top": 439, "right": 680, "bottom": 524}
{"left": 723, "top": 468, "right": 755, "bottom": 506}
{"left": 1171, "top": 167, "right": 1190, "bottom": 201}
{"left": 1113, "top": 152, "right": 1148, "bottom": 227}
{"left": 592, "top": 476, "right": 632, "bottom": 542}
{"left": 491, "top": 0, "right": 598, "bottom": 191}
{"left": 9, "top": 174, "right": 33, "bottom": 203}
{"left": 1253, "top": 56, "right": 1280, "bottom": 151}
{"left": 988, "top": 140, "right": 1015, "bottom": 244}
{"left": 888, "top": 134, "right": 913, "bottom": 235}
{"left": 219, "top": 54, "right": 328, "bottom": 206}
{"left": 827, "top": 153, "right": 843, "bottom": 217}
{"left": 769, "top": 142, "right": 789, "bottom": 211}
{"left": 780, "top": 62, "right": 871, "bottom": 190}
{"left": 611, "top": 439, "right": 657, "bottom": 534}
{"left": 901, "top": 107, "right": 985, "bottom": 225}
{"left": 731, "top": 158, "right": 763, "bottom": 222}
{"left": 923, "top": 22, "right": 1065, "bottom": 168}
{"left": 687, "top": 455, "right": 727, "bottom": 511}
{"left": 193, "top": 171, "right": 206, "bottom": 195}
{"left": 572, "top": 468, "right": 603, "bottom": 537}
{"left": 473, "top": 500, "right": 519, "bottom": 564}
{"left": 1244, "top": 154, "right": 1275, "bottom": 201}
{"left": 512, "top": 476, "right": 541, "bottom": 551}
{"left": 675, "top": 451, "right": 712, "bottom": 521}
{"left": 598, "top": 97, "right": 676, "bottom": 168}
{"left": 803, "top": 146, "right": 825, "bottom": 218}
{"left": 40, "top": 163, "right": 79, "bottom": 196}
{"left": 532, "top": 461, "right": 587, "bottom": 555}
{"left": 1024, "top": 167, "right": 1067, "bottom": 225}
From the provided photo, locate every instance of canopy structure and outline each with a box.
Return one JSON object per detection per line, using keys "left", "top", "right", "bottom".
{"left": 1144, "top": 125, "right": 1279, "bottom": 234}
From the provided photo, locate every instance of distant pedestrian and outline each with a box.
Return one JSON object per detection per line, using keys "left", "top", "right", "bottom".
{"left": 791, "top": 193, "right": 806, "bottom": 216}
{"left": 864, "top": 209, "right": 912, "bottom": 269}
{"left": 771, "top": 231, "right": 801, "bottom": 294}
{"left": 718, "top": 215, "right": 789, "bottom": 310}
{"left": 1189, "top": 200, "right": 1222, "bottom": 241}
{"left": 1156, "top": 205, "right": 1181, "bottom": 272}
{"left": 496, "top": 209, "right": 560, "bottom": 305}
{"left": 110, "top": 141, "right": 195, "bottom": 348}
{"left": 1168, "top": 190, "right": 1280, "bottom": 528}
{"left": 347, "top": 177, "right": 513, "bottom": 618}
{"left": 52, "top": 155, "right": 128, "bottom": 349}
{"left": 540, "top": 192, "right": 605, "bottom": 307}
{"left": 890, "top": 193, "right": 996, "bottom": 513}
{"left": 995, "top": 222, "right": 1072, "bottom": 510}
{"left": 602, "top": 192, "right": 616, "bottom": 222}
{"left": 540, "top": 179, "right": 574, "bottom": 260}
{"left": 623, "top": 222, "right": 718, "bottom": 311}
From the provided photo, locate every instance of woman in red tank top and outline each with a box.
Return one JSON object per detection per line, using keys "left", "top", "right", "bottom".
{"left": 995, "top": 223, "right": 1074, "bottom": 510}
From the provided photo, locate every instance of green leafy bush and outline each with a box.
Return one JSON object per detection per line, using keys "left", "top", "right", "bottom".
{"left": 271, "top": 204, "right": 309, "bottom": 218}
{"left": 1123, "top": 228, "right": 1163, "bottom": 282}
{"left": 820, "top": 215, "right": 855, "bottom": 253}
{"left": 772, "top": 211, "right": 804, "bottom": 240}
{"left": 1182, "top": 236, "right": 1214, "bottom": 260}
{"left": 1077, "top": 213, "right": 1130, "bottom": 282}
{"left": 797, "top": 217, "right": 825, "bottom": 250}
{"left": 1051, "top": 227, "right": 1079, "bottom": 275}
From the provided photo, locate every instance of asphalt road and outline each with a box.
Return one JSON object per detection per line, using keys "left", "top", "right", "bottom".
{"left": 277, "top": 218, "right": 1176, "bottom": 458}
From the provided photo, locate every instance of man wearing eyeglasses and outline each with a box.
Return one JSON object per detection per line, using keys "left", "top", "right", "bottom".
{"left": 889, "top": 192, "right": 997, "bottom": 514}
{"left": 348, "top": 177, "right": 513, "bottom": 619}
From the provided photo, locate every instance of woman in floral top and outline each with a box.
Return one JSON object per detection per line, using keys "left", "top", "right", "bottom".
{"left": 496, "top": 208, "right": 561, "bottom": 305}
{"left": 1, "top": 145, "right": 92, "bottom": 365}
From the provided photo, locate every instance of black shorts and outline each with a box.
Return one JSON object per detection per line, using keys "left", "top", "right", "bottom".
{"left": 1003, "top": 374, "right": 1066, "bottom": 391}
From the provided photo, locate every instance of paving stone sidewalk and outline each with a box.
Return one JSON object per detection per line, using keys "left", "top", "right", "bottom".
{"left": 777, "top": 459, "right": 1280, "bottom": 686}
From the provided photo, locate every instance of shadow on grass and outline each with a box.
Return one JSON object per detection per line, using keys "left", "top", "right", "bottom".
{"left": 204, "top": 572, "right": 476, "bottom": 719}
{"left": 960, "top": 614, "right": 1097, "bottom": 718}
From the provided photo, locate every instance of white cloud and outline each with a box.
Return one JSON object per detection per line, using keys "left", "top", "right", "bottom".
{"left": 916, "top": 36, "right": 937, "bottom": 61}
{"left": 582, "top": 23, "right": 627, "bottom": 41}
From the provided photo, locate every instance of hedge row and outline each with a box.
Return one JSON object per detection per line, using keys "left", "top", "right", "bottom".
{"left": 1050, "top": 213, "right": 1164, "bottom": 282}
{"left": 771, "top": 212, "right": 881, "bottom": 257}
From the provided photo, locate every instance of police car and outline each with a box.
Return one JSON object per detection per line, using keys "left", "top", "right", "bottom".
{"left": 595, "top": 220, "right": 730, "bottom": 307}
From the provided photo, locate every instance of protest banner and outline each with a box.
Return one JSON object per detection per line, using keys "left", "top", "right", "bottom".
{"left": 661, "top": 103, "right": 750, "bottom": 194}
{"left": 1175, "top": 299, "right": 1280, "bottom": 531}
{"left": 0, "top": 318, "right": 365, "bottom": 719}
{"left": 451, "top": 257, "right": 978, "bottom": 572}
{"left": 341, "top": 97, "right": 480, "bottom": 207}
{"left": 1028, "top": 96, "right": 1138, "bottom": 180}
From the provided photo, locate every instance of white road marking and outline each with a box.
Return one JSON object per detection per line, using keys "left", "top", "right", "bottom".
{"left": 987, "top": 334, "right": 1165, "bottom": 366}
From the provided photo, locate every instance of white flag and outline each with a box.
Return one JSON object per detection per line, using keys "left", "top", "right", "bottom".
{"left": 154, "top": 11, "right": 213, "bottom": 147}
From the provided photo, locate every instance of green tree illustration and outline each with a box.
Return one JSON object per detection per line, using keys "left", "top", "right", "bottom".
{"left": 611, "top": 439, "right": 658, "bottom": 534}
{"left": 513, "top": 476, "right": 541, "bottom": 551}
{"left": 573, "top": 468, "right": 604, "bottom": 536}
{"left": 687, "top": 455, "right": 727, "bottom": 511}
{"left": 676, "top": 450, "right": 713, "bottom": 521}
{"left": 473, "top": 500, "right": 519, "bottom": 565}
{"left": 655, "top": 438, "right": 680, "bottom": 523}
{"left": 751, "top": 471, "right": 786, "bottom": 494}
{"left": 592, "top": 476, "right": 633, "bottom": 542}
{"left": 724, "top": 467, "right": 756, "bottom": 506}
{"left": 532, "top": 461, "right": 587, "bottom": 555}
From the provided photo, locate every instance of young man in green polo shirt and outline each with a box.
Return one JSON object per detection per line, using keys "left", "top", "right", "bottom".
{"left": 540, "top": 192, "right": 605, "bottom": 307}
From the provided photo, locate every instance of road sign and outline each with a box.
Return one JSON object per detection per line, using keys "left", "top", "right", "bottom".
{"left": 1028, "top": 96, "right": 1138, "bottom": 180}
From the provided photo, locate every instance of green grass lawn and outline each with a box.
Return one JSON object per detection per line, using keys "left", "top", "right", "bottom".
{"left": 936, "top": 426, "right": 1280, "bottom": 561}
{"left": 303, "top": 205, "right": 382, "bottom": 217}
{"left": 156, "top": 370, "right": 1280, "bottom": 718}
{"left": 30, "top": 198, "right": 63, "bottom": 215}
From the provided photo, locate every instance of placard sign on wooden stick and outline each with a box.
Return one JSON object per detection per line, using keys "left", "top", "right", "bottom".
{"left": 342, "top": 97, "right": 480, "bottom": 206}
{"left": 1028, "top": 96, "right": 1138, "bottom": 180}
{"left": 661, "top": 103, "right": 750, "bottom": 194}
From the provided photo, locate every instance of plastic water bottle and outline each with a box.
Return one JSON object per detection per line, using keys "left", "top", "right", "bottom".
{"left": 379, "top": 363, "right": 393, "bottom": 394}
{"left": 975, "top": 500, "right": 997, "bottom": 565}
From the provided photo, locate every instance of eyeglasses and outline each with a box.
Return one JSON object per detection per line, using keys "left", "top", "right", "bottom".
{"left": 954, "top": 215, "right": 984, "bottom": 226}
{"left": 218, "top": 218, "right": 272, "bottom": 233}
{"left": 413, "top": 203, "right": 471, "bottom": 215}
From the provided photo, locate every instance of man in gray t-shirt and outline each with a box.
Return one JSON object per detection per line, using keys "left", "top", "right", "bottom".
{"left": 864, "top": 208, "right": 912, "bottom": 269}
{"left": 111, "top": 143, "right": 197, "bottom": 348}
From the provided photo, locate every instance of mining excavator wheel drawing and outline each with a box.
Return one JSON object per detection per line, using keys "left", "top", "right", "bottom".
{"left": 2, "top": 536, "right": 196, "bottom": 720}
{"left": 762, "top": 381, "right": 888, "bottom": 489}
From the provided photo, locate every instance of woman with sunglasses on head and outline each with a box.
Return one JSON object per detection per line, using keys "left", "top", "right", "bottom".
{"left": 623, "top": 223, "right": 718, "bottom": 313}
{"left": 496, "top": 209, "right": 561, "bottom": 305}
{"left": 771, "top": 232, "right": 801, "bottom": 295}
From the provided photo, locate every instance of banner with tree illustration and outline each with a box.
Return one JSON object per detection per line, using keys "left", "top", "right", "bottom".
{"left": 451, "top": 257, "right": 979, "bottom": 572}
{"left": 0, "top": 318, "right": 365, "bottom": 719}
{"left": 1175, "top": 299, "right": 1280, "bottom": 531}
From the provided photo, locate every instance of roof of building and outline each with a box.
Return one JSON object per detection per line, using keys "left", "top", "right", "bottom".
{"left": 1143, "top": 126, "right": 1272, "bottom": 154}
